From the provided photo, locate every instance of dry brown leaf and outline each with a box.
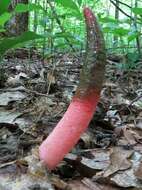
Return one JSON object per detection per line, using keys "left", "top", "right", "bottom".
{"left": 78, "top": 132, "right": 92, "bottom": 149}
{"left": 68, "top": 178, "right": 120, "bottom": 190}
{"left": 64, "top": 150, "right": 110, "bottom": 177}
{"left": 103, "top": 147, "right": 133, "bottom": 177}
{"left": 0, "top": 91, "right": 26, "bottom": 106}
{"left": 110, "top": 169, "right": 141, "bottom": 188}
{"left": 134, "top": 161, "right": 142, "bottom": 180}
{"left": 123, "top": 128, "right": 137, "bottom": 145}
{"left": 67, "top": 180, "right": 93, "bottom": 190}
{"left": 50, "top": 176, "right": 68, "bottom": 190}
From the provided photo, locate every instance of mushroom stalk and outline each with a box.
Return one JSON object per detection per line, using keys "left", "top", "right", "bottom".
{"left": 39, "top": 7, "right": 106, "bottom": 170}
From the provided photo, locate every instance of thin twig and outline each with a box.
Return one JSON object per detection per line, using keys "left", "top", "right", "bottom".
{"left": 110, "top": 0, "right": 134, "bottom": 20}
{"left": 130, "top": 95, "right": 142, "bottom": 106}
{"left": 46, "top": 60, "right": 59, "bottom": 95}
{"left": 25, "top": 88, "right": 49, "bottom": 97}
{"left": 115, "top": 0, "right": 132, "bottom": 9}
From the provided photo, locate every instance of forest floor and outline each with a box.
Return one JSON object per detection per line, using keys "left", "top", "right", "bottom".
{"left": 0, "top": 49, "right": 142, "bottom": 190}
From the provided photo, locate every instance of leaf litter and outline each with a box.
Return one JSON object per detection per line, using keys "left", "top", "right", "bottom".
{"left": 0, "top": 50, "right": 142, "bottom": 189}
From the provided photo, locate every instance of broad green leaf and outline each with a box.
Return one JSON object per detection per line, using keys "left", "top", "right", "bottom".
{"left": 0, "top": 28, "right": 6, "bottom": 33}
{"left": 103, "top": 26, "right": 129, "bottom": 36}
{"left": 112, "top": 28, "right": 129, "bottom": 36}
{"left": 28, "top": 3, "right": 44, "bottom": 11}
{"left": 54, "top": 32, "right": 74, "bottom": 39}
{"left": 128, "top": 34, "right": 137, "bottom": 42}
{"left": 72, "top": 11, "right": 82, "bottom": 19}
{"left": 15, "top": 3, "right": 30, "bottom": 13}
{"left": 15, "top": 3, "right": 43, "bottom": 13}
{"left": 0, "top": 31, "right": 43, "bottom": 57}
{"left": 103, "top": 26, "right": 112, "bottom": 33}
{"left": 56, "top": 0, "right": 79, "bottom": 10}
{"left": 0, "top": 0, "right": 11, "bottom": 15}
{"left": 100, "top": 17, "right": 119, "bottom": 24}
{"left": 55, "top": 0, "right": 81, "bottom": 18}
{"left": 128, "top": 32, "right": 139, "bottom": 42}
{"left": 132, "top": 8, "right": 142, "bottom": 15}
{"left": 63, "top": 12, "right": 82, "bottom": 19}
{"left": 77, "top": 0, "right": 82, "bottom": 6}
{"left": 0, "top": 12, "right": 12, "bottom": 27}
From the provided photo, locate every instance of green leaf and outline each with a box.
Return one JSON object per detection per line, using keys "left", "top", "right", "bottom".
{"left": 100, "top": 16, "right": 119, "bottom": 24}
{"left": 0, "top": 28, "right": 6, "bottom": 33}
{"left": 54, "top": 32, "right": 74, "bottom": 39}
{"left": 132, "top": 8, "right": 142, "bottom": 15}
{"left": 15, "top": 3, "right": 43, "bottom": 13}
{"left": 0, "top": 12, "right": 12, "bottom": 27}
{"left": 103, "top": 26, "right": 129, "bottom": 36}
{"left": 112, "top": 28, "right": 129, "bottom": 36}
{"left": 126, "top": 52, "right": 139, "bottom": 63}
{"left": 0, "top": 31, "right": 43, "bottom": 57}
{"left": 56, "top": 0, "right": 78, "bottom": 10}
{"left": 55, "top": 0, "right": 81, "bottom": 18}
{"left": 0, "top": 0, "right": 11, "bottom": 15}
{"left": 103, "top": 26, "right": 112, "bottom": 33}
{"left": 128, "top": 34, "right": 137, "bottom": 42}
{"left": 77, "top": 0, "right": 82, "bottom": 6}
{"left": 128, "top": 32, "right": 139, "bottom": 42}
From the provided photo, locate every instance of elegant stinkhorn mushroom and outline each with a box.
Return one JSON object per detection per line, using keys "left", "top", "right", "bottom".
{"left": 39, "top": 7, "right": 106, "bottom": 170}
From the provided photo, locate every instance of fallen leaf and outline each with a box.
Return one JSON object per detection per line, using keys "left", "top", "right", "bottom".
{"left": 103, "top": 147, "right": 133, "bottom": 177}
{"left": 68, "top": 178, "right": 120, "bottom": 190}
{"left": 110, "top": 169, "right": 141, "bottom": 188}
{"left": 134, "top": 161, "right": 142, "bottom": 180}
{"left": 64, "top": 150, "right": 110, "bottom": 177}
{"left": 0, "top": 110, "right": 22, "bottom": 124}
{"left": 123, "top": 128, "right": 137, "bottom": 145}
{"left": 0, "top": 91, "right": 26, "bottom": 106}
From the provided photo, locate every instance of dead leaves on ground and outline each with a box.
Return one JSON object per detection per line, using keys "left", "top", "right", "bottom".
{"left": 0, "top": 53, "right": 142, "bottom": 189}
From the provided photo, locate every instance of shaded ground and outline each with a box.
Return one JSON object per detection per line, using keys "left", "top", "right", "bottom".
{"left": 0, "top": 49, "right": 142, "bottom": 190}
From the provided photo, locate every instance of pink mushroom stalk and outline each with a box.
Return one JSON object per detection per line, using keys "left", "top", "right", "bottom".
{"left": 39, "top": 7, "right": 106, "bottom": 170}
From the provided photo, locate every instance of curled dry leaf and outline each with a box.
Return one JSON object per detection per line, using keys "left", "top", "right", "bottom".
{"left": 64, "top": 150, "right": 110, "bottom": 177}
{"left": 0, "top": 110, "right": 22, "bottom": 124}
{"left": 68, "top": 178, "right": 120, "bottom": 190}
{"left": 134, "top": 161, "right": 142, "bottom": 180}
{"left": 103, "top": 147, "right": 133, "bottom": 177}
{"left": 123, "top": 127, "right": 137, "bottom": 145}
{"left": 50, "top": 176, "right": 68, "bottom": 190}
{"left": 110, "top": 169, "right": 141, "bottom": 188}
{"left": 0, "top": 91, "right": 26, "bottom": 106}
{"left": 78, "top": 132, "right": 92, "bottom": 149}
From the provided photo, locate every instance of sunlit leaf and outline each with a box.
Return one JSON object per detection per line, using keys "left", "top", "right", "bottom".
{"left": 77, "top": 0, "right": 82, "bottom": 6}
{"left": 132, "top": 7, "right": 142, "bottom": 15}
{"left": 128, "top": 32, "right": 138, "bottom": 42}
{"left": 112, "top": 28, "right": 129, "bottom": 36}
{"left": 15, "top": 3, "right": 43, "bottom": 13}
{"left": 55, "top": 0, "right": 79, "bottom": 11}
{"left": 0, "top": 31, "right": 44, "bottom": 57}
{"left": 100, "top": 16, "right": 119, "bottom": 24}
{"left": 0, "top": 0, "right": 11, "bottom": 15}
{"left": 0, "top": 12, "right": 12, "bottom": 27}
{"left": 55, "top": 0, "right": 82, "bottom": 19}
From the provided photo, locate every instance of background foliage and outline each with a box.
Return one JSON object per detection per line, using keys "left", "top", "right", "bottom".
{"left": 0, "top": 0, "right": 142, "bottom": 60}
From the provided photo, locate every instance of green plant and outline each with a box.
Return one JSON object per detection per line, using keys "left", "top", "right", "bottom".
{"left": 0, "top": 1, "right": 44, "bottom": 60}
{"left": 117, "top": 52, "right": 140, "bottom": 71}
